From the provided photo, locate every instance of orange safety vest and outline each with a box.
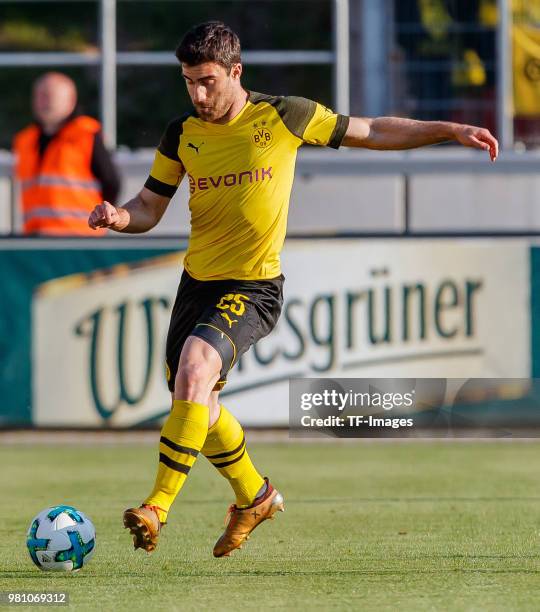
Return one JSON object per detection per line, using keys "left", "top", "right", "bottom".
{"left": 13, "top": 115, "right": 106, "bottom": 236}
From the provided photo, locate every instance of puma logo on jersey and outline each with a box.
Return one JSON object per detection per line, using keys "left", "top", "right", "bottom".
{"left": 187, "top": 142, "right": 204, "bottom": 154}
{"left": 220, "top": 312, "right": 238, "bottom": 328}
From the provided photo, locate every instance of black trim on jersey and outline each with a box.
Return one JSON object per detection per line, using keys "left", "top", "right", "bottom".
{"left": 249, "top": 91, "right": 348, "bottom": 148}
{"left": 157, "top": 111, "right": 194, "bottom": 162}
{"left": 328, "top": 114, "right": 350, "bottom": 149}
{"left": 145, "top": 112, "right": 194, "bottom": 198}
{"left": 144, "top": 175, "right": 177, "bottom": 198}
{"left": 249, "top": 91, "right": 316, "bottom": 141}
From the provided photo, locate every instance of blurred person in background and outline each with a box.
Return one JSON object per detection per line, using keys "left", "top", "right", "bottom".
{"left": 12, "top": 72, "right": 120, "bottom": 236}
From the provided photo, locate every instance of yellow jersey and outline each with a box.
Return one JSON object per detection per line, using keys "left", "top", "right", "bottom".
{"left": 145, "top": 91, "right": 349, "bottom": 280}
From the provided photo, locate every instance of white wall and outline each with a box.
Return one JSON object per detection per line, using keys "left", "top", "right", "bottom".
{"left": 3, "top": 147, "right": 540, "bottom": 235}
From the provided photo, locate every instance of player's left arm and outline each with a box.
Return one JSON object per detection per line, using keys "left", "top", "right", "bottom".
{"left": 341, "top": 116, "right": 498, "bottom": 161}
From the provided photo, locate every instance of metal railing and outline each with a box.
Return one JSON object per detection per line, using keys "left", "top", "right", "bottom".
{"left": 0, "top": 0, "right": 532, "bottom": 150}
{"left": 0, "top": 0, "right": 350, "bottom": 148}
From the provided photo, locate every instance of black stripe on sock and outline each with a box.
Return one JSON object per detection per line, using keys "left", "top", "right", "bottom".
{"left": 159, "top": 452, "right": 191, "bottom": 474}
{"left": 205, "top": 434, "right": 245, "bottom": 460}
{"left": 212, "top": 447, "right": 246, "bottom": 469}
{"left": 160, "top": 436, "right": 199, "bottom": 457}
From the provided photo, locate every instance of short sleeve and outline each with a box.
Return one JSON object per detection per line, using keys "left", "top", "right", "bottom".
{"left": 278, "top": 96, "right": 349, "bottom": 149}
{"left": 144, "top": 116, "right": 187, "bottom": 198}
{"left": 301, "top": 101, "right": 350, "bottom": 148}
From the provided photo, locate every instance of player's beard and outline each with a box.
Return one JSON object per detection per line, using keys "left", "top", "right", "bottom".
{"left": 195, "top": 105, "right": 220, "bottom": 121}
{"left": 195, "top": 85, "right": 235, "bottom": 123}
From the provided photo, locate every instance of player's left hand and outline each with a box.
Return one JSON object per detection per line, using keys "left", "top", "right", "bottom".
{"left": 453, "top": 125, "right": 498, "bottom": 161}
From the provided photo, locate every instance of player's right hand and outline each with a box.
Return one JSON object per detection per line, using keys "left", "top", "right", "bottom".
{"left": 88, "top": 201, "right": 125, "bottom": 231}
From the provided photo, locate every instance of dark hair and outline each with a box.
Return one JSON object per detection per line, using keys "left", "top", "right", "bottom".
{"left": 175, "top": 21, "right": 241, "bottom": 72}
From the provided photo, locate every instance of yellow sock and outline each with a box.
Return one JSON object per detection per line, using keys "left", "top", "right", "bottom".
{"left": 144, "top": 400, "right": 209, "bottom": 522}
{"left": 201, "top": 405, "right": 264, "bottom": 508}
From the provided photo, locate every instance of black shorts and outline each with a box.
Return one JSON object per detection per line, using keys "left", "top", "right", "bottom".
{"left": 165, "top": 270, "right": 284, "bottom": 392}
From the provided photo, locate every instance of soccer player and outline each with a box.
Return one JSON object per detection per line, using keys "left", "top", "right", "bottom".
{"left": 88, "top": 21, "right": 498, "bottom": 558}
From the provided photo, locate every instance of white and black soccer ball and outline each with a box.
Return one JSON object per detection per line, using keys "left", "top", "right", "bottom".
{"left": 26, "top": 505, "right": 96, "bottom": 572}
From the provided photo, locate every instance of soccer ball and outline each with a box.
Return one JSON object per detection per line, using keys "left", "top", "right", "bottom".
{"left": 26, "top": 505, "right": 96, "bottom": 572}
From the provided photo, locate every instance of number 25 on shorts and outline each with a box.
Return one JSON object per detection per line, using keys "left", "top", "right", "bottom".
{"left": 216, "top": 293, "right": 250, "bottom": 316}
{"left": 216, "top": 293, "right": 250, "bottom": 328}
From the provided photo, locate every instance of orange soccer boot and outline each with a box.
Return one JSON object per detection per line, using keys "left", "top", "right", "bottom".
{"left": 213, "top": 478, "right": 284, "bottom": 558}
{"left": 123, "top": 505, "right": 165, "bottom": 553}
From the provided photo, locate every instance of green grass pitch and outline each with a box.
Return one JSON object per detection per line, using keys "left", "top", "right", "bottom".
{"left": 1, "top": 440, "right": 539, "bottom": 611}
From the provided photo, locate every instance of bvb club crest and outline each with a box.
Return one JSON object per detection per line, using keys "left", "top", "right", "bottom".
{"left": 252, "top": 121, "right": 273, "bottom": 148}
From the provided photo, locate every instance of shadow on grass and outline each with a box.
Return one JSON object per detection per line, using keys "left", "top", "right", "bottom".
{"left": 4, "top": 567, "right": 540, "bottom": 580}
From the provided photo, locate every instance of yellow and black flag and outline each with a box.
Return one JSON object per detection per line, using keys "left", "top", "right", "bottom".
{"left": 513, "top": 23, "right": 540, "bottom": 116}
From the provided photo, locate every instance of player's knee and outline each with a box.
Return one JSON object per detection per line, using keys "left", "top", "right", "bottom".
{"left": 175, "top": 361, "right": 217, "bottom": 399}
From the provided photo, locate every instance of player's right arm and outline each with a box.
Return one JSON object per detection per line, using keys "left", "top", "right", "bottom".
{"left": 88, "top": 116, "right": 187, "bottom": 233}
{"left": 88, "top": 188, "right": 171, "bottom": 233}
